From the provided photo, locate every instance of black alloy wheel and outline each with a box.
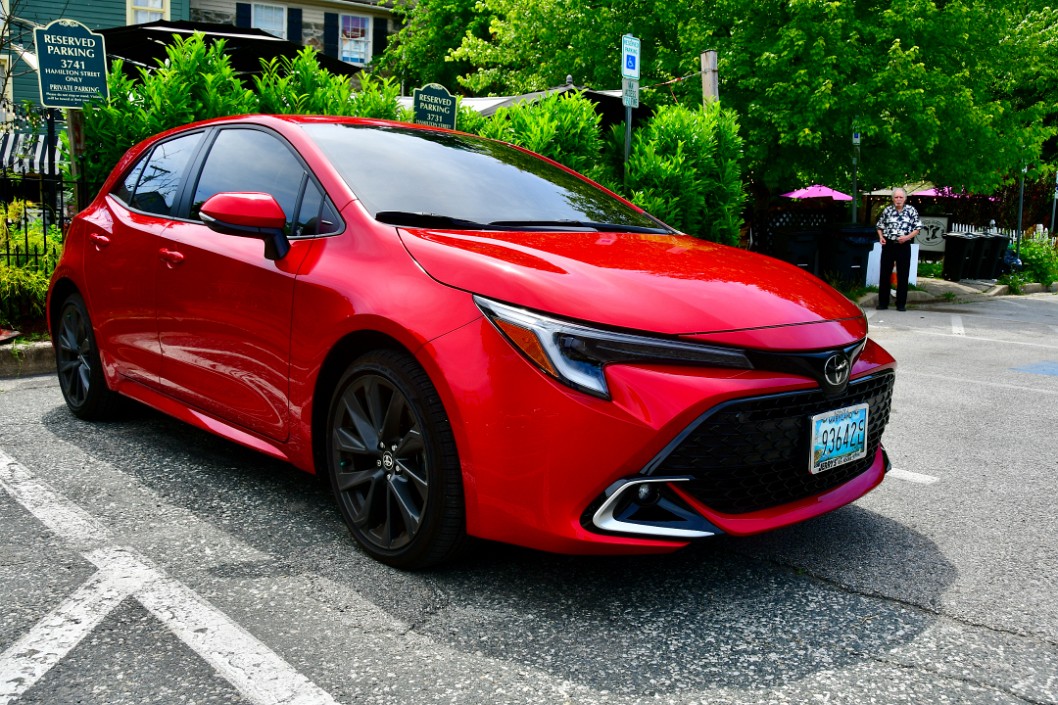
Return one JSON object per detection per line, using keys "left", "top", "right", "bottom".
{"left": 326, "top": 350, "right": 465, "bottom": 569}
{"left": 55, "top": 293, "right": 116, "bottom": 420}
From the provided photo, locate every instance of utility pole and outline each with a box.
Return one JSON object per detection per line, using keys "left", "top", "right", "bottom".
{"left": 700, "top": 51, "right": 717, "bottom": 105}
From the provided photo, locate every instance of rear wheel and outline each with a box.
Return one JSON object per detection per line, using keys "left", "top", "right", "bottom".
{"left": 326, "top": 350, "right": 465, "bottom": 569}
{"left": 55, "top": 293, "right": 117, "bottom": 420}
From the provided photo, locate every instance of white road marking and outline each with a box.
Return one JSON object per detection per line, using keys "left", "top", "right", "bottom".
{"left": 889, "top": 468, "right": 939, "bottom": 485}
{"left": 899, "top": 369, "right": 1058, "bottom": 395}
{"left": 951, "top": 315, "right": 965, "bottom": 336}
{"left": 0, "top": 449, "right": 341, "bottom": 705}
{"left": 0, "top": 569, "right": 137, "bottom": 704}
{"left": 914, "top": 330, "right": 1058, "bottom": 350}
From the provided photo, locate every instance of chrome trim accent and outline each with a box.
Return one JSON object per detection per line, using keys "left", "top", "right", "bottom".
{"left": 591, "top": 477, "right": 716, "bottom": 539}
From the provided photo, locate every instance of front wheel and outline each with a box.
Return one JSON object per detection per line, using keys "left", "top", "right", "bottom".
{"left": 326, "top": 350, "right": 465, "bottom": 569}
{"left": 55, "top": 293, "right": 117, "bottom": 420}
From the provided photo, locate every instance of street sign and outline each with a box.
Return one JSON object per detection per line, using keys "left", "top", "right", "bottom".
{"left": 622, "top": 78, "right": 639, "bottom": 109}
{"left": 621, "top": 34, "right": 641, "bottom": 81}
{"left": 33, "top": 19, "right": 109, "bottom": 109}
{"left": 412, "top": 83, "right": 457, "bottom": 130}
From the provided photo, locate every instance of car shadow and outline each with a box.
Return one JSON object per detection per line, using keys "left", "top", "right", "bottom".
{"left": 41, "top": 401, "right": 955, "bottom": 697}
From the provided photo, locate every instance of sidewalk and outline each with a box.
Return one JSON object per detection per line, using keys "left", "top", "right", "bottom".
{"left": 857, "top": 277, "right": 1008, "bottom": 308}
{"left": 3, "top": 278, "right": 1056, "bottom": 379}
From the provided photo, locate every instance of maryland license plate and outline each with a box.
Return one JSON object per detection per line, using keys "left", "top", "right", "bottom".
{"left": 809, "top": 403, "right": 869, "bottom": 474}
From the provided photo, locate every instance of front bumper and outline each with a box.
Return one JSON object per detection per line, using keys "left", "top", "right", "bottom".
{"left": 420, "top": 318, "right": 897, "bottom": 555}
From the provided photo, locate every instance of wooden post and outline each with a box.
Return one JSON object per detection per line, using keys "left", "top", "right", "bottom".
{"left": 701, "top": 51, "right": 718, "bottom": 105}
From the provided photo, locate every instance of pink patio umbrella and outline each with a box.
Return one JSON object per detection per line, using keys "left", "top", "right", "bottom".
{"left": 780, "top": 184, "right": 852, "bottom": 200}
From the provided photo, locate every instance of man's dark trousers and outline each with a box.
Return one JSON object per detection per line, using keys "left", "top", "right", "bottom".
{"left": 878, "top": 240, "right": 912, "bottom": 309}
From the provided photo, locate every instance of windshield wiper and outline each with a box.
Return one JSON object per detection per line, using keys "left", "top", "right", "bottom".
{"left": 375, "top": 211, "right": 494, "bottom": 229}
{"left": 376, "top": 212, "right": 673, "bottom": 234}
{"left": 488, "top": 219, "right": 672, "bottom": 234}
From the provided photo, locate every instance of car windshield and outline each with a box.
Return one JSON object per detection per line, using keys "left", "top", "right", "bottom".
{"left": 300, "top": 123, "right": 669, "bottom": 232}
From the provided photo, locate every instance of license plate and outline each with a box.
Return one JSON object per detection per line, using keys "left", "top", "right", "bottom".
{"left": 809, "top": 403, "right": 869, "bottom": 474}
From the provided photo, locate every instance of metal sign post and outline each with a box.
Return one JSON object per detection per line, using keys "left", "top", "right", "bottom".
{"left": 851, "top": 128, "right": 861, "bottom": 223}
{"left": 621, "top": 35, "right": 641, "bottom": 169}
{"left": 34, "top": 19, "right": 110, "bottom": 212}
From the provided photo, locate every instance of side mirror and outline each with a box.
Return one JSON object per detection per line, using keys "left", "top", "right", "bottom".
{"left": 199, "top": 192, "right": 291, "bottom": 260}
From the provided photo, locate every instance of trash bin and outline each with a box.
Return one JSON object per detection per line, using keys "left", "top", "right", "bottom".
{"left": 987, "top": 235, "right": 1012, "bottom": 278}
{"left": 823, "top": 225, "right": 877, "bottom": 286}
{"left": 973, "top": 232, "right": 1002, "bottom": 279}
{"left": 962, "top": 231, "right": 988, "bottom": 280}
{"left": 942, "top": 231, "right": 977, "bottom": 281}
{"left": 770, "top": 229, "right": 821, "bottom": 275}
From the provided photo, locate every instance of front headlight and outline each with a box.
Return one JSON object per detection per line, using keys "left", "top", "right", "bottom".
{"left": 475, "top": 296, "right": 753, "bottom": 399}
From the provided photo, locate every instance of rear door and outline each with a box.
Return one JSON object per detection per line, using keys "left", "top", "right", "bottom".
{"left": 83, "top": 131, "right": 206, "bottom": 387}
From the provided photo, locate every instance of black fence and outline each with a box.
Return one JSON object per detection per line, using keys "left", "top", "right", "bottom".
{"left": 0, "top": 126, "right": 79, "bottom": 331}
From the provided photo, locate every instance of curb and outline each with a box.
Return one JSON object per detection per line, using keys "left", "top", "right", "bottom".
{"left": 0, "top": 341, "right": 55, "bottom": 379}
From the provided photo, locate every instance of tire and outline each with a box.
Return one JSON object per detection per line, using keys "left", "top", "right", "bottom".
{"left": 326, "top": 350, "right": 465, "bottom": 569}
{"left": 55, "top": 293, "right": 118, "bottom": 420}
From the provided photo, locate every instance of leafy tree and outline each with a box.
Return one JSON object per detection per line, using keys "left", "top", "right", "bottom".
{"left": 376, "top": 0, "right": 490, "bottom": 92}
{"left": 398, "top": 0, "right": 1058, "bottom": 199}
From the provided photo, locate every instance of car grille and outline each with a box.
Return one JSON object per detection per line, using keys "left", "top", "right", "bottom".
{"left": 651, "top": 371, "right": 894, "bottom": 515}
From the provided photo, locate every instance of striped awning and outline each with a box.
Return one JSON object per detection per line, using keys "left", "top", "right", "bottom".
{"left": 0, "top": 132, "right": 65, "bottom": 174}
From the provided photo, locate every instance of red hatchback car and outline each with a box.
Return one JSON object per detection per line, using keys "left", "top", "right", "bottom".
{"left": 48, "top": 115, "right": 896, "bottom": 568}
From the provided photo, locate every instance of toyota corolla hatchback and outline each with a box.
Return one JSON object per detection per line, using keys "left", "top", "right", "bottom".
{"left": 48, "top": 115, "right": 896, "bottom": 568}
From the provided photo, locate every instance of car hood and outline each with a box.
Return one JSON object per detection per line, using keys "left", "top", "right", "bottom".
{"left": 398, "top": 228, "right": 866, "bottom": 345}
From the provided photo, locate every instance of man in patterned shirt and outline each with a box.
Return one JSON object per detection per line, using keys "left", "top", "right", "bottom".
{"left": 875, "top": 187, "right": 922, "bottom": 311}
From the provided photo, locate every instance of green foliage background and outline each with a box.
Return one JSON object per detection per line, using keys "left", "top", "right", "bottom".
{"left": 78, "top": 32, "right": 746, "bottom": 247}
{"left": 380, "top": 0, "right": 1058, "bottom": 198}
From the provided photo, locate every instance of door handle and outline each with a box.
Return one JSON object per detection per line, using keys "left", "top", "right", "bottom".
{"left": 89, "top": 233, "right": 110, "bottom": 249}
{"left": 159, "top": 248, "right": 185, "bottom": 267}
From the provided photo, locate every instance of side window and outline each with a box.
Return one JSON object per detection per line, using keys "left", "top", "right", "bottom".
{"left": 294, "top": 180, "right": 342, "bottom": 237}
{"left": 121, "top": 132, "right": 203, "bottom": 216}
{"left": 192, "top": 129, "right": 305, "bottom": 232}
{"left": 112, "top": 159, "right": 146, "bottom": 205}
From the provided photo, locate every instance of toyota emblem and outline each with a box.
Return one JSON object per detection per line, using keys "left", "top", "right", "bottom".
{"left": 823, "top": 353, "right": 850, "bottom": 389}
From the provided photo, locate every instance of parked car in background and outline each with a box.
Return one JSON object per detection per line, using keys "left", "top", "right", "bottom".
{"left": 48, "top": 115, "right": 896, "bottom": 568}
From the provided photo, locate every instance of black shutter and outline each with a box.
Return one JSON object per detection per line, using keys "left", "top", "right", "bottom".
{"left": 287, "top": 8, "right": 303, "bottom": 44}
{"left": 372, "top": 18, "right": 388, "bottom": 59}
{"left": 235, "top": 2, "right": 251, "bottom": 28}
{"left": 324, "top": 13, "right": 339, "bottom": 58}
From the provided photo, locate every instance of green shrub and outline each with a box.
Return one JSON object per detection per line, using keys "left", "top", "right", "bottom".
{"left": 623, "top": 103, "right": 745, "bottom": 245}
{"left": 1018, "top": 238, "right": 1058, "bottom": 287}
{"left": 455, "top": 103, "right": 488, "bottom": 135}
{"left": 255, "top": 48, "right": 356, "bottom": 115}
{"left": 0, "top": 263, "right": 49, "bottom": 330}
{"left": 82, "top": 34, "right": 256, "bottom": 194}
{"left": 347, "top": 74, "right": 403, "bottom": 120}
{"left": 478, "top": 91, "right": 604, "bottom": 181}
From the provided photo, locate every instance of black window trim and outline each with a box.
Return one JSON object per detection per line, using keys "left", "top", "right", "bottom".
{"left": 112, "top": 124, "right": 345, "bottom": 240}
{"left": 110, "top": 128, "right": 210, "bottom": 217}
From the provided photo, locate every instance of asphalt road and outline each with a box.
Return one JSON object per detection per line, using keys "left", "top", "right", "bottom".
{"left": 1, "top": 293, "right": 1056, "bottom": 705}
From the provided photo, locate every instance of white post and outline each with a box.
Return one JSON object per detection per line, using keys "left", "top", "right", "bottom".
{"left": 700, "top": 51, "right": 718, "bottom": 105}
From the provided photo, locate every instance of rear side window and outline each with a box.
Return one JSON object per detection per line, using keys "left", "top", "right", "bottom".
{"left": 116, "top": 132, "right": 204, "bottom": 216}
